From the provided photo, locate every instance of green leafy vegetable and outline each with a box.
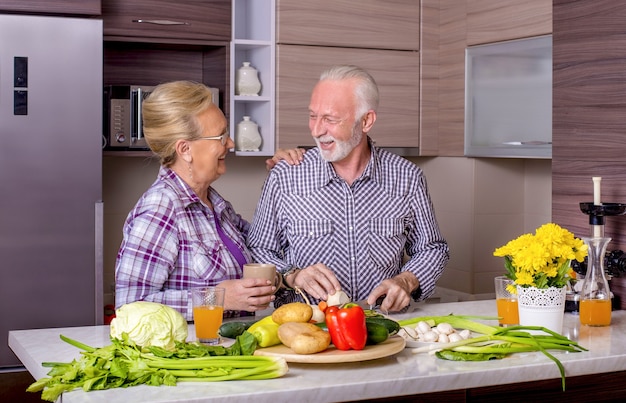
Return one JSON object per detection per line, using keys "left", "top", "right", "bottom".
{"left": 435, "top": 350, "right": 507, "bottom": 361}
{"left": 27, "top": 331, "right": 287, "bottom": 402}
{"left": 109, "top": 301, "right": 188, "bottom": 351}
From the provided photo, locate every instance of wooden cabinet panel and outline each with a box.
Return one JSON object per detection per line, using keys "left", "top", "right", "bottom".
{"left": 102, "top": 0, "right": 230, "bottom": 42}
{"left": 103, "top": 43, "right": 229, "bottom": 110}
{"left": 552, "top": 0, "right": 626, "bottom": 252}
{"left": 277, "top": 0, "right": 419, "bottom": 51}
{"left": 0, "top": 0, "right": 100, "bottom": 15}
{"left": 466, "top": 0, "right": 551, "bottom": 45}
{"left": 276, "top": 44, "right": 419, "bottom": 149}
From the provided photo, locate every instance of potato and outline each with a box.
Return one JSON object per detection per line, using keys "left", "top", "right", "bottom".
{"left": 278, "top": 322, "right": 331, "bottom": 354}
{"left": 271, "top": 302, "right": 313, "bottom": 324}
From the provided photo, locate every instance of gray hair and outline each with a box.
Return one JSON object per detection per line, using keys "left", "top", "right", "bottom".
{"left": 319, "top": 65, "right": 379, "bottom": 118}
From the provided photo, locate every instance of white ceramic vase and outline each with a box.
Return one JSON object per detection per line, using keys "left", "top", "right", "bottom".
{"left": 517, "top": 285, "right": 567, "bottom": 333}
{"left": 235, "top": 116, "right": 262, "bottom": 152}
{"left": 235, "top": 62, "right": 262, "bottom": 96}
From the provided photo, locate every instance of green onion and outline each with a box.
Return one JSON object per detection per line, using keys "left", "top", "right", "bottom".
{"left": 401, "top": 315, "right": 587, "bottom": 391}
{"left": 397, "top": 314, "right": 501, "bottom": 335}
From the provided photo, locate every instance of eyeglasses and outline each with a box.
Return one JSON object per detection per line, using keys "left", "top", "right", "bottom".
{"left": 196, "top": 132, "right": 229, "bottom": 145}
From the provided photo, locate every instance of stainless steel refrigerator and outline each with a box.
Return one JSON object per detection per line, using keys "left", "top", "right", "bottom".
{"left": 0, "top": 14, "right": 103, "bottom": 368}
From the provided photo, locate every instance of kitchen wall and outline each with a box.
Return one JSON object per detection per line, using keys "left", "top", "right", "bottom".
{"left": 102, "top": 155, "right": 551, "bottom": 306}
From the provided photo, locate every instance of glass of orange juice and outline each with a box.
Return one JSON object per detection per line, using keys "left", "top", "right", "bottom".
{"left": 494, "top": 276, "right": 519, "bottom": 326}
{"left": 191, "top": 287, "right": 225, "bottom": 345}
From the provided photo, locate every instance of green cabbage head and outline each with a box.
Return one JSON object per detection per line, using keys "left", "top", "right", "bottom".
{"left": 110, "top": 301, "right": 188, "bottom": 350}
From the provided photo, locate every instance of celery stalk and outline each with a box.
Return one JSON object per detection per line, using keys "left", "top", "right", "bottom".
{"left": 27, "top": 332, "right": 288, "bottom": 402}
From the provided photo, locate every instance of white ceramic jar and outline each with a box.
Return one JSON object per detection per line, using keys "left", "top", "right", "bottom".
{"left": 235, "top": 116, "right": 262, "bottom": 151}
{"left": 235, "top": 62, "right": 262, "bottom": 96}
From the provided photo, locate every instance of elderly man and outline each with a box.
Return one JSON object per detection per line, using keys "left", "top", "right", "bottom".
{"left": 248, "top": 65, "right": 449, "bottom": 312}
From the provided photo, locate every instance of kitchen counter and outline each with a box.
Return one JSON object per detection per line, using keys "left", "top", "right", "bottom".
{"left": 9, "top": 300, "right": 626, "bottom": 402}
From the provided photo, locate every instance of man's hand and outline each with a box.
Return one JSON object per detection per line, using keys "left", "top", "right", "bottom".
{"left": 367, "top": 272, "right": 419, "bottom": 313}
{"left": 287, "top": 263, "right": 342, "bottom": 301}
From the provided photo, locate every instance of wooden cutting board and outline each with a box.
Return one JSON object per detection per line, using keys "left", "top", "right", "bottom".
{"left": 253, "top": 336, "right": 406, "bottom": 363}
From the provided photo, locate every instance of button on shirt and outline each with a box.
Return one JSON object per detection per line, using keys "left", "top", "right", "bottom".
{"left": 115, "top": 166, "right": 252, "bottom": 320}
{"left": 248, "top": 141, "right": 449, "bottom": 307}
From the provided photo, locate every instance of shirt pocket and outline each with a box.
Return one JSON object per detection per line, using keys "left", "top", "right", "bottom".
{"left": 368, "top": 217, "right": 406, "bottom": 269}
{"left": 191, "top": 239, "right": 226, "bottom": 280}
{"left": 288, "top": 219, "right": 334, "bottom": 265}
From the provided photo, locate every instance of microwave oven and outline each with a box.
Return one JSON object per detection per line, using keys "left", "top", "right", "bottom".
{"left": 103, "top": 85, "right": 221, "bottom": 150}
{"left": 103, "top": 85, "right": 154, "bottom": 149}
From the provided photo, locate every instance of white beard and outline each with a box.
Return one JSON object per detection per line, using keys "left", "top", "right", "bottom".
{"left": 316, "top": 124, "right": 363, "bottom": 162}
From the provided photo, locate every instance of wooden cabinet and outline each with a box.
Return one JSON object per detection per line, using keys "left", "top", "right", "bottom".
{"left": 277, "top": 0, "right": 419, "bottom": 51}
{"left": 101, "top": 0, "right": 231, "bottom": 153}
{"left": 276, "top": 45, "right": 420, "bottom": 149}
{"left": 102, "top": 0, "right": 229, "bottom": 42}
{"left": 276, "top": 0, "right": 420, "bottom": 150}
{"left": 433, "top": 0, "right": 552, "bottom": 157}
{"left": 552, "top": 0, "right": 626, "bottom": 250}
{"left": 467, "top": 0, "right": 552, "bottom": 45}
{"left": 0, "top": 0, "right": 100, "bottom": 15}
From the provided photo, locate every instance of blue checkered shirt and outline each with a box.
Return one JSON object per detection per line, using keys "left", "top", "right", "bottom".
{"left": 248, "top": 141, "right": 449, "bottom": 307}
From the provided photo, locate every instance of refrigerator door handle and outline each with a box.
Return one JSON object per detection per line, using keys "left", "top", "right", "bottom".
{"left": 95, "top": 200, "right": 104, "bottom": 325}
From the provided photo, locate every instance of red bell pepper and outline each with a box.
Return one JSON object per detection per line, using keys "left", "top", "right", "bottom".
{"left": 325, "top": 304, "right": 368, "bottom": 351}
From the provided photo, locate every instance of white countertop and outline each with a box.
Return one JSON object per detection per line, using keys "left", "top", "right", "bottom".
{"left": 9, "top": 300, "right": 626, "bottom": 403}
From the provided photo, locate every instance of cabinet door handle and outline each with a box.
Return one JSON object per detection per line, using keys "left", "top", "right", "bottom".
{"left": 132, "top": 19, "right": 190, "bottom": 26}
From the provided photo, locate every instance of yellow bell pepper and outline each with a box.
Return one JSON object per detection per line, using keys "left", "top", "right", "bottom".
{"left": 247, "top": 315, "right": 281, "bottom": 347}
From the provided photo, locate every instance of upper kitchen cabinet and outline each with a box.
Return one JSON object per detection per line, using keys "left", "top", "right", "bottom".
{"left": 101, "top": 0, "right": 231, "bottom": 152}
{"left": 230, "top": 0, "right": 275, "bottom": 156}
{"left": 464, "top": 35, "right": 552, "bottom": 159}
{"left": 0, "top": 0, "right": 100, "bottom": 15}
{"left": 102, "top": 0, "right": 230, "bottom": 41}
{"left": 277, "top": 0, "right": 420, "bottom": 51}
{"left": 277, "top": 45, "right": 420, "bottom": 149}
{"left": 434, "top": 0, "right": 552, "bottom": 157}
{"left": 466, "top": 0, "right": 552, "bottom": 46}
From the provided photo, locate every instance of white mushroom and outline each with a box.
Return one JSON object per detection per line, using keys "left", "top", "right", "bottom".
{"left": 417, "top": 321, "right": 432, "bottom": 334}
{"left": 326, "top": 290, "right": 350, "bottom": 306}
{"left": 422, "top": 331, "right": 439, "bottom": 343}
{"left": 437, "top": 333, "right": 450, "bottom": 343}
{"left": 436, "top": 322, "right": 455, "bottom": 335}
{"left": 448, "top": 333, "right": 463, "bottom": 343}
{"left": 459, "top": 329, "right": 471, "bottom": 340}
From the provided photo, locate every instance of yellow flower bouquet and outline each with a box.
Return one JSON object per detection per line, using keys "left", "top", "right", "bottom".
{"left": 493, "top": 223, "right": 588, "bottom": 292}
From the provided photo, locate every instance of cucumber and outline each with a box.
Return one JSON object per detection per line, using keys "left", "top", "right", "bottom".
{"left": 366, "top": 317, "right": 400, "bottom": 336}
{"left": 219, "top": 321, "right": 253, "bottom": 339}
{"left": 365, "top": 321, "right": 389, "bottom": 345}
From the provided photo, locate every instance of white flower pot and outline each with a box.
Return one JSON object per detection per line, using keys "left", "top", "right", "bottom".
{"left": 517, "top": 285, "right": 566, "bottom": 334}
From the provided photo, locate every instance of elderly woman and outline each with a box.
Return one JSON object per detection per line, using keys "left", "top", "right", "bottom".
{"left": 115, "top": 80, "right": 303, "bottom": 320}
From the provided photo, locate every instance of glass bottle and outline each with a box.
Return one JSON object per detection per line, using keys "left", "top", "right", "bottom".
{"left": 579, "top": 237, "right": 612, "bottom": 326}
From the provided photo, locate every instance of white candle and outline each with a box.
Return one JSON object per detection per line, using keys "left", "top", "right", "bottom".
{"left": 593, "top": 176, "right": 602, "bottom": 205}
{"left": 592, "top": 176, "right": 602, "bottom": 237}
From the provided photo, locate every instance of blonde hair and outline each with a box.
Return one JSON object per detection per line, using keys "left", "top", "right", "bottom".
{"left": 319, "top": 65, "right": 379, "bottom": 118}
{"left": 142, "top": 81, "right": 216, "bottom": 167}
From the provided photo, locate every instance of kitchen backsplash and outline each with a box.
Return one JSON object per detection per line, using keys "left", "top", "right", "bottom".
{"left": 102, "top": 154, "right": 551, "bottom": 306}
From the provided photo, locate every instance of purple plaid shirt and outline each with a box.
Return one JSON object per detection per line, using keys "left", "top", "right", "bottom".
{"left": 115, "top": 166, "right": 251, "bottom": 320}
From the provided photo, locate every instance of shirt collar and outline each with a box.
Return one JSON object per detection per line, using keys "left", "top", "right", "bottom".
{"left": 158, "top": 166, "right": 225, "bottom": 213}
{"left": 317, "top": 136, "right": 379, "bottom": 187}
